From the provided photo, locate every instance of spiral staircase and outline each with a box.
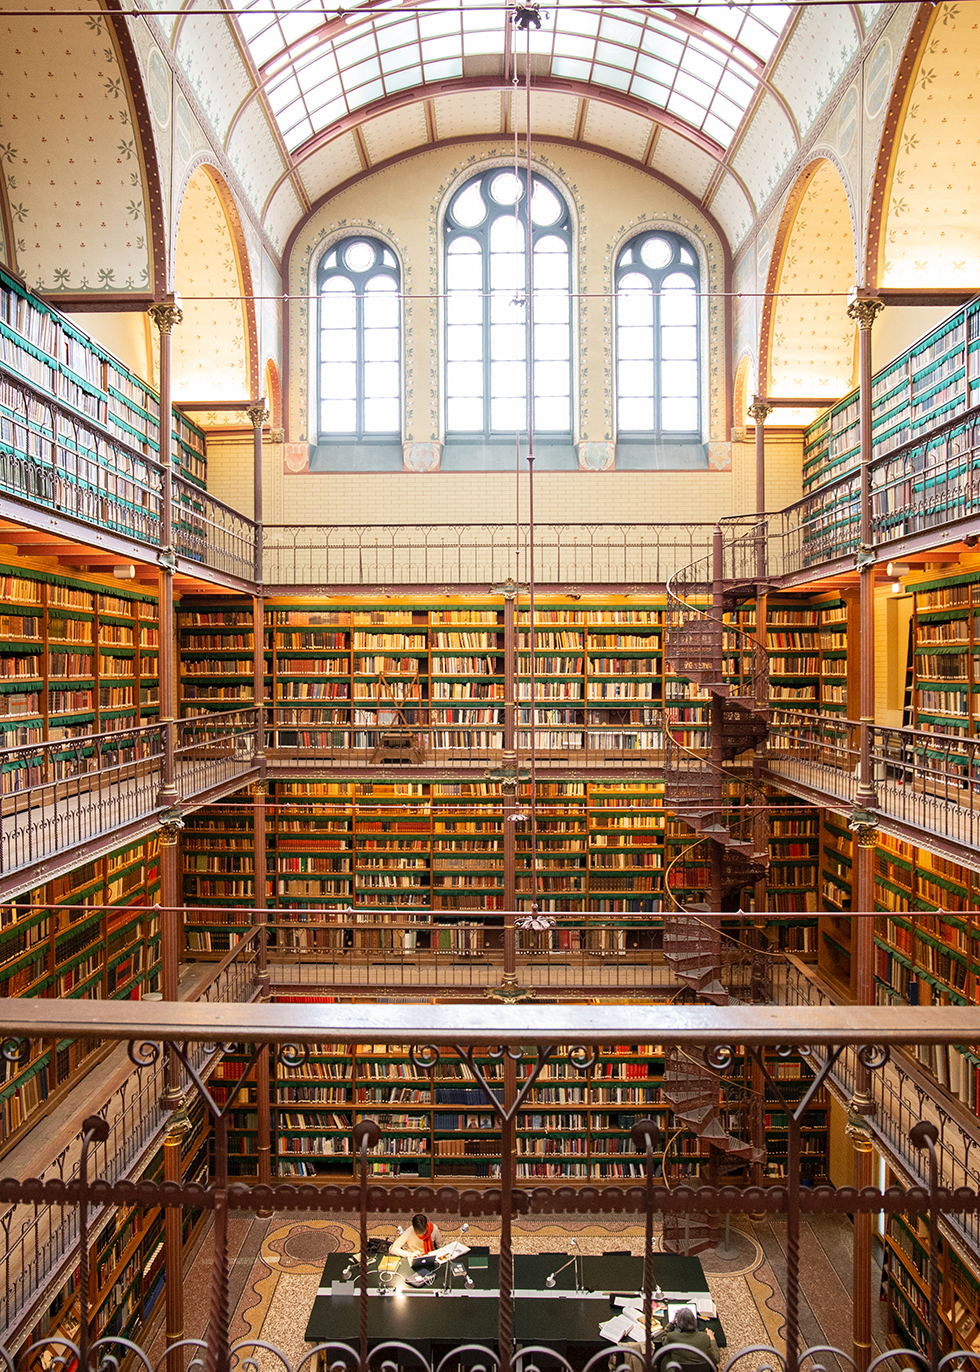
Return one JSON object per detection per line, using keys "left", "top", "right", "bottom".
{"left": 657, "top": 526, "right": 772, "bottom": 1249}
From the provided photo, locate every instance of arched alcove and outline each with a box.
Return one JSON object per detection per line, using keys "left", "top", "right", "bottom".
{"left": 762, "top": 159, "right": 857, "bottom": 425}
{"left": 873, "top": 7, "right": 980, "bottom": 288}
{"left": 172, "top": 167, "right": 253, "bottom": 401}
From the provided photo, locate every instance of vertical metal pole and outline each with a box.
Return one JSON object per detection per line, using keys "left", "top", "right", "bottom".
{"left": 632, "top": 1120, "right": 661, "bottom": 1370}
{"left": 710, "top": 525, "right": 725, "bottom": 913}
{"left": 502, "top": 589, "right": 518, "bottom": 974}
{"left": 354, "top": 1120, "right": 382, "bottom": 1372}
{"left": 164, "top": 1108, "right": 191, "bottom": 1372}
{"left": 158, "top": 818, "right": 185, "bottom": 1107}
{"left": 256, "top": 1045, "right": 273, "bottom": 1203}
{"left": 252, "top": 593, "right": 266, "bottom": 772}
{"left": 748, "top": 399, "right": 772, "bottom": 526}
{"left": 785, "top": 1100, "right": 801, "bottom": 1372}
{"left": 847, "top": 291, "right": 884, "bottom": 918}
{"left": 911, "top": 1121, "right": 941, "bottom": 1372}
{"left": 148, "top": 296, "right": 182, "bottom": 811}
{"left": 251, "top": 780, "right": 269, "bottom": 986}
{"left": 499, "top": 1057, "right": 517, "bottom": 1372}
{"left": 845, "top": 292, "right": 883, "bottom": 1371}
{"left": 247, "top": 404, "right": 268, "bottom": 585}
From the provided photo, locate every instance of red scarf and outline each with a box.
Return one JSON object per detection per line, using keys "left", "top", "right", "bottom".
{"left": 420, "top": 1222, "right": 435, "bottom": 1254}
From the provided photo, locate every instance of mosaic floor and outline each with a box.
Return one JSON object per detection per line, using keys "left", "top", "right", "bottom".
{"left": 166, "top": 1210, "right": 890, "bottom": 1369}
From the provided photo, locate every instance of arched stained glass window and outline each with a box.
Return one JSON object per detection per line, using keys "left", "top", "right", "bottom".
{"left": 616, "top": 231, "right": 700, "bottom": 437}
{"left": 445, "top": 168, "right": 572, "bottom": 439}
{"left": 318, "top": 236, "right": 400, "bottom": 439}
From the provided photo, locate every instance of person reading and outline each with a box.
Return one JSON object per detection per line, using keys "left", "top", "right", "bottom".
{"left": 390, "top": 1214, "right": 443, "bottom": 1265}
{"left": 658, "top": 1307, "right": 720, "bottom": 1366}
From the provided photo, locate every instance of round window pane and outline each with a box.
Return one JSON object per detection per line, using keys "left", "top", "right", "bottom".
{"left": 640, "top": 236, "right": 672, "bottom": 269}
{"left": 490, "top": 171, "right": 525, "bottom": 204}
{"left": 344, "top": 240, "right": 375, "bottom": 272}
{"left": 530, "top": 181, "right": 562, "bottom": 226}
{"left": 451, "top": 181, "right": 487, "bottom": 227}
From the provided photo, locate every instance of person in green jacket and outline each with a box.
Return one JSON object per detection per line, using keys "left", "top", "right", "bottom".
{"left": 658, "top": 1307, "right": 720, "bottom": 1366}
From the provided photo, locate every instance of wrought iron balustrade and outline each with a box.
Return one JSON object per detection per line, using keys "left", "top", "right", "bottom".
{"left": 261, "top": 523, "right": 761, "bottom": 589}
{"left": 0, "top": 1001, "right": 973, "bottom": 1372}
{"left": 0, "top": 711, "right": 260, "bottom": 888}
{"left": 0, "top": 931, "right": 262, "bottom": 1344}
{"left": 764, "top": 709, "right": 980, "bottom": 852}
{"left": 781, "top": 957, "right": 980, "bottom": 1272}
{"left": 0, "top": 362, "right": 256, "bottom": 582}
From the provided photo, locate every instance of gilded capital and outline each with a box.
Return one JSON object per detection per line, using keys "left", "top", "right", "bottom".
{"left": 847, "top": 296, "right": 884, "bottom": 332}
{"left": 246, "top": 405, "right": 270, "bottom": 429}
{"left": 851, "top": 821, "right": 879, "bottom": 849}
{"left": 158, "top": 814, "right": 185, "bottom": 846}
{"left": 148, "top": 298, "right": 184, "bottom": 335}
{"left": 747, "top": 402, "right": 773, "bottom": 424}
{"left": 248, "top": 781, "right": 269, "bottom": 797}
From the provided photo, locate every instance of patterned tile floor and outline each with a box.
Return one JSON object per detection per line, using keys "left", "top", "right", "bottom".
{"left": 166, "top": 1210, "right": 890, "bottom": 1369}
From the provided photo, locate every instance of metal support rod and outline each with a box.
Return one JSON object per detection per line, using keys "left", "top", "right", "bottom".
{"left": 632, "top": 1119, "right": 661, "bottom": 1370}
{"left": 247, "top": 403, "right": 268, "bottom": 586}
{"left": 499, "top": 1055, "right": 517, "bottom": 1372}
{"left": 911, "top": 1120, "right": 941, "bottom": 1372}
{"left": 502, "top": 591, "right": 517, "bottom": 976}
{"left": 354, "top": 1119, "right": 381, "bottom": 1372}
{"left": 710, "top": 524, "right": 725, "bottom": 912}
{"left": 748, "top": 399, "right": 772, "bottom": 522}
{"left": 164, "top": 1108, "right": 191, "bottom": 1372}
{"left": 148, "top": 297, "right": 182, "bottom": 810}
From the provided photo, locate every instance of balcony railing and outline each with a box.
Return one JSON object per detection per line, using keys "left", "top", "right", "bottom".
{"left": 0, "top": 363, "right": 255, "bottom": 582}
{"left": 765, "top": 709, "right": 980, "bottom": 853}
{"left": 0, "top": 711, "right": 260, "bottom": 887}
{"left": 781, "top": 957, "right": 980, "bottom": 1272}
{"left": 0, "top": 930, "right": 262, "bottom": 1344}
{"left": 0, "top": 997, "right": 974, "bottom": 1372}
{"left": 261, "top": 522, "right": 763, "bottom": 588}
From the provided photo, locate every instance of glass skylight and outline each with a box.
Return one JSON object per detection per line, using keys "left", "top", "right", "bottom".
{"left": 234, "top": 2, "right": 792, "bottom": 154}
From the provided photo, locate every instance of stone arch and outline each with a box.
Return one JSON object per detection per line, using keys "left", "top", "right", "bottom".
{"left": 733, "top": 355, "right": 753, "bottom": 431}
{"left": 265, "top": 359, "right": 283, "bottom": 431}
{"left": 172, "top": 165, "right": 256, "bottom": 402}
{"left": 760, "top": 158, "right": 857, "bottom": 420}
{"left": 870, "top": 5, "right": 980, "bottom": 288}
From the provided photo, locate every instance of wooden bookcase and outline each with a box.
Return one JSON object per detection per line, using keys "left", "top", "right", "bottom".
{"left": 210, "top": 1036, "right": 828, "bottom": 1186}
{"left": 0, "top": 834, "right": 161, "bottom": 1155}
{"left": 803, "top": 300, "right": 980, "bottom": 496}
{"left": 0, "top": 564, "right": 159, "bottom": 769}
{"left": 0, "top": 263, "right": 207, "bottom": 489}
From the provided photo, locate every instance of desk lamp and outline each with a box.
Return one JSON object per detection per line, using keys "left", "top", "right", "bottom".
{"left": 545, "top": 1236, "right": 581, "bottom": 1291}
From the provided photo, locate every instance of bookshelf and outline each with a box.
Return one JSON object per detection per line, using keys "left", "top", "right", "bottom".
{"left": 209, "top": 1035, "right": 830, "bottom": 1185}
{"left": 178, "top": 597, "right": 259, "bottom": 722}
{"left": 885, "top": 1172, "right": 980, "bottom": 1361}
{"left": 0, "top": 564, "right": 159, "bottom": 769}
{"left": 0, "top": 263, "right": 207, "bottom": 489}
{"left": 802, "top": 300, "right": 980, "bottom": 496}
{"left": 766, "top": 597, "right": 820, "bottom": 709}
{"left": 765, "top": 798, "right": 819, "bottom": 936}
{"left": 908, "top": 570, "right": 980, "bottom": 738}
{"left": 0, "top": 834, "right": 161, "bottom": 1155}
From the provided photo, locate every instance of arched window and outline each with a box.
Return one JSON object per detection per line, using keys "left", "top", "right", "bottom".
{"left": 445, "top": 168, "right": 572, "bottom": 439}
{"left": 615, "top": 231, "right": 700, "bottom": 437}
{"left": 318, "top": 236, "right": 400, "bottom": 439}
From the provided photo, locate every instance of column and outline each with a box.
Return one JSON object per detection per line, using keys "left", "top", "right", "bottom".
{"left": 148, "top": 297, "right": 183, "bottom": 811}
{"left": 163, "top": 1098, "right": 192, "bottom": 1372}
{"left": 845, "top": 288, "right": 884, "bottom": 1372}
{"left": 246, "top": 404, "right": 268, "bottom": 585}
{"left": 847, "top": 292, "right": 883, "bottom": 920}
{"left": 158, "top": 814, "right": 186, "bottom": 1106}
{"left": 747, "top": 399, "right": 773, "bottom": 518}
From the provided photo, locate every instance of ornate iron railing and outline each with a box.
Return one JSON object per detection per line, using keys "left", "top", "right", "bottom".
{"left": 0, "top": 362, "right": 254, "bottom": 581}
{"left": 765, "top": 710, "right": 980, "bottom": 852}
{"left": 0, "top": 1003, "right": 974, "bottom": 1372}
{"left": 0, "top": 933, "right": 262, "bottom": 1342}
{"left": 782, "top": 957, "right": 980, "bottom": 1266}
{"left": 0, "top": 711, "right": 260, "bottom": 887}
{"left": 261, "top": 523, "right": 761, "bottom": 588}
